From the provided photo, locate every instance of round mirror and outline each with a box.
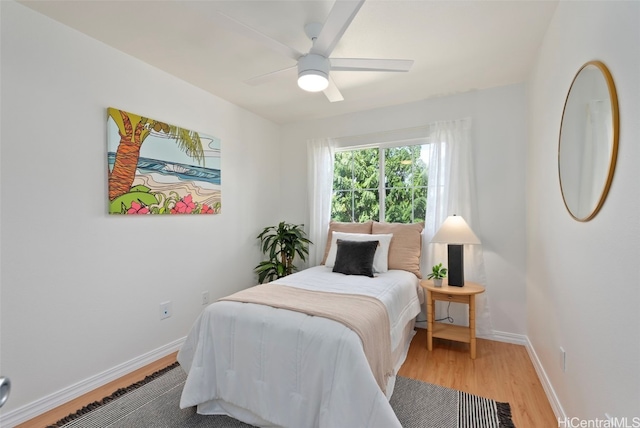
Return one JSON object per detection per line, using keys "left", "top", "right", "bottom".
{"left": 558, "top": 61, "right": 619, "bottom": 221}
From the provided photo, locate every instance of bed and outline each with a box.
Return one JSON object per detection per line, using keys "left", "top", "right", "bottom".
{"left": 177, "top": 221, "right": 424, "bottom": 428}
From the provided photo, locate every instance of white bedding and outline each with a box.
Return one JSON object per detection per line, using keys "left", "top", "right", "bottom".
{"left": 177, "top": 266, "right": 421, "bottom": 428}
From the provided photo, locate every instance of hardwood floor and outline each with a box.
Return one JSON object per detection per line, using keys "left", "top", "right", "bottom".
{"left": 399, "top": 328, "right": 558, "bottom": 427}
{"left": 21, "top": 330, "right": 556, "bottom": 427}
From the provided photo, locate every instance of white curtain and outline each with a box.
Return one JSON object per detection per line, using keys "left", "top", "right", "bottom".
{"left": 307, "top": 138, "right": 336, "bottom": 267}
{"left": 422, "top": 118, "right": 493, "bottom": 336}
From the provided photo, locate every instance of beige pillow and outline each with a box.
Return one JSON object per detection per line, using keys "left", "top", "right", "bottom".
{"left": 321, "top": 221, "right": 373, "bottom": 265}
{"left": 372, "top": 222, "right": 424, "bottom": 278}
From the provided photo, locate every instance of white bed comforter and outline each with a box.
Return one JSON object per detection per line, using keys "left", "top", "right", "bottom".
{"left": 177, "top": 266, "right": 421, "bottom": 428}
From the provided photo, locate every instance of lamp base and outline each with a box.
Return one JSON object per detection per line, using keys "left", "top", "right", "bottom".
{"left": 447, "top": 244, "right": 464, "bottom": 286}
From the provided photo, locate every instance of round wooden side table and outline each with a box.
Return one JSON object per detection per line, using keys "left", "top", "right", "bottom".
{"left": 420, "top": 280, "right": 485, "bottom": 359}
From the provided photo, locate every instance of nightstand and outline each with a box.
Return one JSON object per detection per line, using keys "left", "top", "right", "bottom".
{"left": 421, "top": 279, "right": 485, "bottom": 359}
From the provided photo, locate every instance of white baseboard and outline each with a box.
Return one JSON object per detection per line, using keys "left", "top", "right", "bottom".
{"left": 524, "top": 336, "right": 566, "bottom": 421}
{"left": 481, "top": 329, "right": 528, "bottom": 345}
{"left": 0, "top": 337, "right": 185, "bottom": 427}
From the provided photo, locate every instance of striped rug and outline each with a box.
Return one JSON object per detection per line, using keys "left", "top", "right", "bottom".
{"left": 390, "top": 376, "right": 515, "bottom": 428}
{"left": 50, "top": 364, "right": 515, "bottom": 427}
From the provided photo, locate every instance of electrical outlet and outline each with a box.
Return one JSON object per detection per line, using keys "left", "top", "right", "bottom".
{"left": 159, "top": 301, "right": 172, "bottom": 320}
{"left": 202, "top": 291, "right": 210, "bottom": 305}
{"left": 560, "top": 347, "right": 566, "bottom": 372}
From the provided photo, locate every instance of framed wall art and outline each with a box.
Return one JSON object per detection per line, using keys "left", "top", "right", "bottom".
{"left": 107, "top": 108, "right": 221, "bottom": 215}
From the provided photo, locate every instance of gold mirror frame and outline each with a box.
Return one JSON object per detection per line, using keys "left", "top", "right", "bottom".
{"left": 558, "top": 60, "right": 619, "bottom": 222}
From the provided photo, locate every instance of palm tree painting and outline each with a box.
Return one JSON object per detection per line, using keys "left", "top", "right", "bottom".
{"left": 107, "top": 107, "right": 221, "bottom": 215}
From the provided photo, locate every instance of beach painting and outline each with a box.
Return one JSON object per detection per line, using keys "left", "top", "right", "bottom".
{"left": 107, "top": 108, "right": 221, "bottom": 215}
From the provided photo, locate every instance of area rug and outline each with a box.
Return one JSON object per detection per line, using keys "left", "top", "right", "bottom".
{"left": 49, "top": 363, "right": 515, "bottom": 428}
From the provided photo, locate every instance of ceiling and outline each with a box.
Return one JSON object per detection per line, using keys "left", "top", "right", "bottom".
{"left": 19, "top": 0, "right": 558, "bottom": 125}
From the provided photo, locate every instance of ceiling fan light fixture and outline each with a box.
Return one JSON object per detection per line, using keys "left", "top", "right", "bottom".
{"left": 297, "top": 54, "right": 330, "bottom": 92}
{"left": 298, "top": 71, "right": 329, "bottom": 92}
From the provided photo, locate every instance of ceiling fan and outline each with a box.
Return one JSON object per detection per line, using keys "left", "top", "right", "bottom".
{"left": 214, "top": 0, "right": 414, "bottom": 102}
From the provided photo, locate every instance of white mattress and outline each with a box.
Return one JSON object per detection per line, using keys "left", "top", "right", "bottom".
{"left": 178, "top": 266, "right": 421, "bottom": 428}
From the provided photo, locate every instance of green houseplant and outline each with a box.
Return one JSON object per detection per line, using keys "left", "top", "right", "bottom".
{"left": 254, "top": 222, "right": 312, "bottom": 284}
{"left": 427, "top": 263, "right": 448, "bottom": 287}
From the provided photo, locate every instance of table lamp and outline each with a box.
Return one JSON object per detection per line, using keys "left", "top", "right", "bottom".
{"left": 430, "top": 215, "right": 481, "bottom": 286}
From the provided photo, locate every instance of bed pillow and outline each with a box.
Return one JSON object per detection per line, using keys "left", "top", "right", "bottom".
{"left": 332, "top": 239, "right": 378, "bottom": 278}
{"left": 372, "top": 222, "right": 424, "bottom": 278}
{"left": 325, "top": 232, "right": 393, "bottom": 273}
{"left": 321, "top": 221, "right": 373, "bottom": 264}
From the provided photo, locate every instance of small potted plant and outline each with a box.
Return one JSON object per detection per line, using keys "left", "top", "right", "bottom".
{"left": 427, "top": 263, "right": 448, "bottom": 287}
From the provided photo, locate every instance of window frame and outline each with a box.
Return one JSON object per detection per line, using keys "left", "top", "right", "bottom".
{"left": 333, "top": 138, "right": 432, "bottom": 223}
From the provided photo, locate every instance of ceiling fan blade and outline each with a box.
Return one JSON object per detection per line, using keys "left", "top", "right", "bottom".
{"left": 330, "top": 58, "right": 414, "bottom": 72}
{"left": 310, "top": 0, "right": 365, "bottom": 57}
{"left": 244, "top": 66, "right": 297, "bottom": 86}
{"left": 215, "top": 11, "right": 302, "bottom": 61}
{"left": 323, "top": 76, "right": 344, "bottom": 102}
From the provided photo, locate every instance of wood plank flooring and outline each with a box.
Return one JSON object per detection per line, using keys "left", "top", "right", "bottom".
{"left": 21, "top": 330, "right": 556, "bottom": 427}
{"left": 399, "top": 328, "right": 557, "bottom": 427}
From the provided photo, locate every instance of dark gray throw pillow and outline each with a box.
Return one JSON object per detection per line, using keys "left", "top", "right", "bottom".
{"left": 332, "top": 239, "right": 379, "bottom": 277}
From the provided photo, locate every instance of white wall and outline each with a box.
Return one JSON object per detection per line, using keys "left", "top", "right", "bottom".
{"left": 281, "top": 84, "right": 528, "bottom": 338}
{"left": 527, "top": 1, "right": 639, "bottom": 420}
{"left": 0, "top": 0, "right": 281, "bottom": 417}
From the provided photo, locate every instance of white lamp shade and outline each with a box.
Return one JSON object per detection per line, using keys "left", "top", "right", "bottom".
{"left": 431, "top": 215, "right": 481, "bottom": 244}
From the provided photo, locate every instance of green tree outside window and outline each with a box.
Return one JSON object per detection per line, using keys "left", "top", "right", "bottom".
{"left": 332, "top": 143, "right": 430, "bottom": 224}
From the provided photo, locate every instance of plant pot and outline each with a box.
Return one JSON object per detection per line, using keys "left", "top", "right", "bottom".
{"left": 433, "top": 278, "right": 443, "bottom": 287}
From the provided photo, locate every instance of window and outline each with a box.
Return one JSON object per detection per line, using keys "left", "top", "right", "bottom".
{"left": 332, "top": 143, "right": 432, "bottom": 223}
